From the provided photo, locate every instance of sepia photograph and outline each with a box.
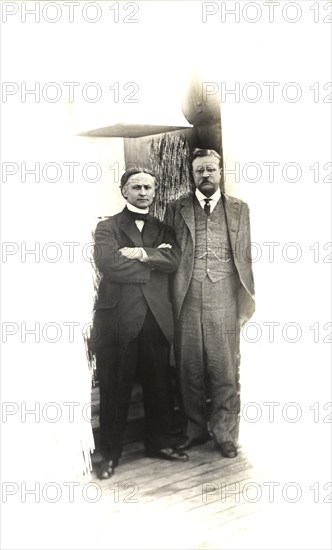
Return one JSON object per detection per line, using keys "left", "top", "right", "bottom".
{"left": 1, "top": 1, "right": 331, "bottom": 549}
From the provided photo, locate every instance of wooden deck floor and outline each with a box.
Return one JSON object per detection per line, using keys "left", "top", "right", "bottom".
{"left": 88, "top": 437, "right": 303, "bottom": 550}
{"left": 86, "top": 431, "right": 331, "bottom": 550}
{"left": 88, "top": 386, "right": 331, "bottom": 550}
{"left": 3, "top": 428, "right": 329, "bottom": 550}
{"left": 90, "top": 440, "right": 262, "bottom": 549}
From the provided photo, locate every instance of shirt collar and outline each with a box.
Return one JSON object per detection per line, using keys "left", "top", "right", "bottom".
{"left": 126, "top": 202, "right": 149, "bottom": 215}
{"left": 195, "top": 188, "right": 221, "bottom": 203}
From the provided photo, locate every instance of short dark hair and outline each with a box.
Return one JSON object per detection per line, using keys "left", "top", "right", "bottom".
{"left": 191, "top": 148, "right": 222, "bottom": 168}
{"left": 120, "top": 166, "right": 158, "bottom": 192}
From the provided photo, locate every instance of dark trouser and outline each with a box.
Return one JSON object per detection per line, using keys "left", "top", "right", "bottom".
{"left": 96, "top": 308, "right": 172, "bottom": 463}
{"left": 174, "top": 275, "right": 241, "bottom": 445}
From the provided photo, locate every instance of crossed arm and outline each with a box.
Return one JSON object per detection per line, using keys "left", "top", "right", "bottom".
{"left": 119, "top": 242, "right": 171, "bottom": 261}
{"left": 94, "top": 221, "right": 181, "bottom": 283}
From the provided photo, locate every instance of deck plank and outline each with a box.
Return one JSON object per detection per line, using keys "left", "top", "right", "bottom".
{"left": 86, "top": 435, "right": 330, "bottom": 550}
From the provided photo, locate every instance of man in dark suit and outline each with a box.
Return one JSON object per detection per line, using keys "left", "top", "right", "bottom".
{"left": 165, "top": 149, "right": 255, "bottom": 459}
{"left": 93, "top": 167, "right": 188, "bottom": 479}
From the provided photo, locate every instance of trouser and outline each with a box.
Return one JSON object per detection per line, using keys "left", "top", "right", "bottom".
{"left": 174, "top": 275, "right": 241, "bottom": 445}
{"left": 96, "top": 308, "right": 172, "bottom": 462}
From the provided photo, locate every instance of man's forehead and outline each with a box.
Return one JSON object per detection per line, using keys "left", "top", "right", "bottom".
{"left": 192, "top": 156, "right": 220, "bottom": 165}
{"left": 127, "top": 173, "right": 155, "bottom": 185}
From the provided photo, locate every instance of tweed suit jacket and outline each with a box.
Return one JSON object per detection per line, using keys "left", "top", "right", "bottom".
{"left": 165, "top": 192, "right": 255, "bottom": 326}
{"left": 93, "top": 207, "right": 181, "bottom": 344}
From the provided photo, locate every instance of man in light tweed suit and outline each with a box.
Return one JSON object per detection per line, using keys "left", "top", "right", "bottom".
{"left": 166, "top": 149, "right": 255, "bottom": 458}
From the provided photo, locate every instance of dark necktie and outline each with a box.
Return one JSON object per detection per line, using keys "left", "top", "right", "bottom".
{"left": 204, "top": 198, "right": 211, "bottom": 216}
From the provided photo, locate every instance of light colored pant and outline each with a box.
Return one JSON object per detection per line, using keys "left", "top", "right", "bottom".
{"left": 174, "top": 275, "right": 241, "bottom": 445}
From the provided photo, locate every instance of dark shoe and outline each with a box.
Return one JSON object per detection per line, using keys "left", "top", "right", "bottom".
{"left": 176, "top": 434, "right": 211, "bottom": 452}
{"left": 217, "top": 441, "right": 237, "bottom": 458}
{"left": 146, "top": 447, "right": 189, "bottom": 462}
{"left": 97, "top": 459, "right": 117, "bottom": 480}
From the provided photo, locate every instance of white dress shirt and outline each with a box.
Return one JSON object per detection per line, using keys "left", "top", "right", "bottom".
{"left": 126, "top": 202, "right": 149, "bottom": 261}
{"left": 195, "top": 188, "right": 221, "bottom": 214}
{"left": 126, "top": 202, "right": 149, "bottom": 232}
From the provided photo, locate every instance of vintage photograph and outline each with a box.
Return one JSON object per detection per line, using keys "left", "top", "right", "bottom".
{"left": 1, "top": 1, "right": 331, "bottom": 549}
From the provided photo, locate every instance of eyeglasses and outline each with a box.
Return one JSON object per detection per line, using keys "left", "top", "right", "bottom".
{"left": 194, "top": 166, "right": 220, "bottom": 175}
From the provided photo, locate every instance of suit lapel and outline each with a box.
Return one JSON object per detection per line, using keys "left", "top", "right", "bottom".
{"left": 119, "top": 209, "right": 144, "bottom": 247}
{"left": 180, "top": 196, "right": 195, "bottom": 244}
{"left": 142, "top": 217, "right": 160, "bottom": 247}
{"left": 222, "top": 194, "right": 240, "bottom": 248}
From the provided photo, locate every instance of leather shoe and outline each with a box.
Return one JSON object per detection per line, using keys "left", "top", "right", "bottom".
{"left": 97, "top": 459, "right": 117, "bottom": 480}
{"left": 176, "top": 434, "right": 211, "bottom": 452}
{"left": 146, "top": 447, "right": 189, "bottom": 462}
{"left": 217, "top": 441, "right": 237, "bottom": 458}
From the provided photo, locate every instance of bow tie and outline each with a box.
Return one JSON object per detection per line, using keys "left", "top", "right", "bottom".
{"left": 128, "top": 209, "right": 149, "bottom": 221}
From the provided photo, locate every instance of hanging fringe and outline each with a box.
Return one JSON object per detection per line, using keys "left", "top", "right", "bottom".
{"left": 150, "top": 133, "right": 193, "bottom": 221}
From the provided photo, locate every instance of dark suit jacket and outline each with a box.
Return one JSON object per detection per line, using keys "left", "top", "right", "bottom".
{"left": 165, "top": 192, "right": 255, "bottom": 326}
{"left": 93, "top": 207, "right": 181, "bottom": 344}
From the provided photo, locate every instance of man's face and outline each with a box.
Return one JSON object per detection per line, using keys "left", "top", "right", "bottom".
{"left": 122, "top": 173, "right": 156, "bottom": 209}
{"left": 192, "top": 156, "right": 222, "bottom": 197}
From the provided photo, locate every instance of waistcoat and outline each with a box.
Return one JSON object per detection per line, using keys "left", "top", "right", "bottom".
{"left": 192, "top": 197, "right": 235, "bottom": 282}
